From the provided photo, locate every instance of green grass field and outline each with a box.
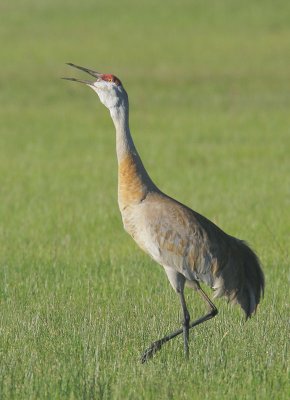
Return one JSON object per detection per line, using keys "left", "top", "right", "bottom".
{"left": 0, "top": 0, "right": 289, "bottom": 398}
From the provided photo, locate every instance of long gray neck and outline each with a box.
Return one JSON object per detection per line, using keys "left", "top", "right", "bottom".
{"left": 110, "top": 103, "right": 157, "bottom": 191}
{"left": 110, "top": 104, "right": 137, "bottom": 163}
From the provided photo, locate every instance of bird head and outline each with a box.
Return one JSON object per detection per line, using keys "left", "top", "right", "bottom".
{"left": 63, "top": 63, "right": 128, "bottom": 111}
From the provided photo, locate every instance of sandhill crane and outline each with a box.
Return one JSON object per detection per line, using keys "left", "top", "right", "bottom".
{"left": 63, "top": 63, "right": 265, "bottom": 363}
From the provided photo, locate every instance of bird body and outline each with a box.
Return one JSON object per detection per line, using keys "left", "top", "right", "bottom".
{"left": 64, "top": 64, "right": 265, "bottom": 362}
{"left": 120, "top": 176, "right": 262, "bottom": 317}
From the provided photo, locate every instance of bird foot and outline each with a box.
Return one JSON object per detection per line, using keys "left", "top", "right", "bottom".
{"left": 140, "top": 340, "right": 163, "bottom": 363}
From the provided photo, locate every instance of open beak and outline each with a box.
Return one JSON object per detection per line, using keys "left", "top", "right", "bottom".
{"left": 62, "top": 63, "right": 102, "bottom": 85}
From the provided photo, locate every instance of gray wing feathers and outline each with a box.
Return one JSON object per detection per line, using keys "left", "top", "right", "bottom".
{"left": 213, "top": 238, "right": 265, "bottom": 318}
{"left": 140, "top": 193, "right": 265, "bottom": 318}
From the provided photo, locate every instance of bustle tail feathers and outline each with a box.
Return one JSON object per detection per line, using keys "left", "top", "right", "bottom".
{"left": 213, "top": 238, "right": 265, "bottom": 318}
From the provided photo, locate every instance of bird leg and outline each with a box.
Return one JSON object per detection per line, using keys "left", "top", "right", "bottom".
{"left": 179, "top": 290, "right": 190, "bottom": 359}
{"left": 140, "top": 283, "right": 218, "bottom": 363}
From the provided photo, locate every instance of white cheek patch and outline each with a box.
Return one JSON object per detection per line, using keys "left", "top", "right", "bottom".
{"left": 89, "top": 82, "right": 126, "bottom": 110}
{"left": 93, "top": 81, "right": 110, "bottom": 91}
{"left": 90, "top": 86, "right": 117, "bottom": 109}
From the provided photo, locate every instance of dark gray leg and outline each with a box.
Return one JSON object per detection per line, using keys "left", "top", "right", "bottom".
{"left": 179, "top": 290, "right": 190, "bottom": 359}
{"left": 141, "top": 282, "right": 218, "bottom": 363}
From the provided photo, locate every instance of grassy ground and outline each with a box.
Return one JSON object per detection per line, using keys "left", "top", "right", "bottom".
{"left": 0, "top": 0, "right": 289, "bottom": 398}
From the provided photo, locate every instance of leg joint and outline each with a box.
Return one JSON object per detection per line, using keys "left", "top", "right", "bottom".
{"left": 183, "top": 309, "right": 190, "bottom": 325}
{"left": 211, "top": 307, "right": 218, "bottom": 317}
